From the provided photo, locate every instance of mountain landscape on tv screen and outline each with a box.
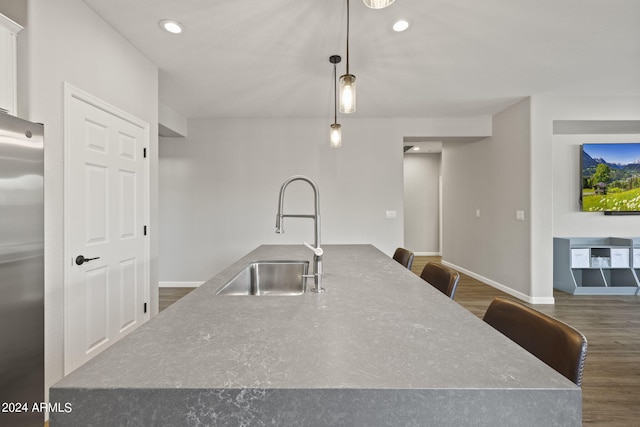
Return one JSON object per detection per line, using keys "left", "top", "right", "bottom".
{"left": 581, "top": 144, "right": 640, "bottom": 212}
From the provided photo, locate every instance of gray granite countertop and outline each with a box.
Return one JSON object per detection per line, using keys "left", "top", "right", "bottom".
{"left": 50, "top": 244, "right": 581, "bottom": 426}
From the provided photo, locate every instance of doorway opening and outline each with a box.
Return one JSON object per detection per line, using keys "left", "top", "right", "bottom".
{"left": 403, "top": 140, "right": 442, "bottom": 256}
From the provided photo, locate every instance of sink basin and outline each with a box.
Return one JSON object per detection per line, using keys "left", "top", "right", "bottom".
{"left": 216, "top": 260, "right": 309, "bottom": 296}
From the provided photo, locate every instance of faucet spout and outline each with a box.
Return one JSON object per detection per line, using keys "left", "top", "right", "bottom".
{"left": 275, "top": 175, "right": 321, "bottom": 247}
{"left": 275, "top": 175, "right": 324, "bottom": 292}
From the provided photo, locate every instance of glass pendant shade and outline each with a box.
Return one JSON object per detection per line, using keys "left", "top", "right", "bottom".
{"left": 330, "top": 123, "right": 342, "bottom": 148}
{"left": 339, "top": 74, "right": 356, "bottom": 114}
{"left": 363, "top": 0, "right": 395, "bottom": 9}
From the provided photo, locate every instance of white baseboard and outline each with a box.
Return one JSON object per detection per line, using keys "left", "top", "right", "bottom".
{"left": 414, "top": 252, "right": 442, "bottom": 256}
{"left": 441, "top": 261, "right": 555, "bottom": 305}
{"left": 159, "top": 281, "right": 204, "bottom": 288}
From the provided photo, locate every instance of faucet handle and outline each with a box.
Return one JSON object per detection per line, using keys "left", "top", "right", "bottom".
{"left": 303, "top": 241, "right": 323, "bottom": 256}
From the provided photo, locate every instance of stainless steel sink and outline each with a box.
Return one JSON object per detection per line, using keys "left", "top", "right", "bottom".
{"left": 216, "top": 260, "right": 309, "bottom": 296}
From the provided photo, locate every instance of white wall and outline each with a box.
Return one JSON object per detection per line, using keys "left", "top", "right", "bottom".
{"left": 159, "top": 117, "right": 492, "bottom": 283}
{"left": 16, "top": 0, "right": 158, "bottom": 406}
{"left": 530, "top": 95, "right": 640, "bottom": 301}
{"left": 403, "top": 153, "right": 441, "bottom": 254}
{"left": 159, "top": 118, "right": 404, "bottom": 282}
{"left": 442, "top": 98, "right": 533, "bottom": 300}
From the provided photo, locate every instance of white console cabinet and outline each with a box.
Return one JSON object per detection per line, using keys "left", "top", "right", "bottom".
{"left": 553, "top": 237, "right": 639, "bottom": 295}
{"left": 633, "top": 238, "right": 640, "bottom": 287}
{"left": 0, "top": 14, "right": 22, "bottom": 115}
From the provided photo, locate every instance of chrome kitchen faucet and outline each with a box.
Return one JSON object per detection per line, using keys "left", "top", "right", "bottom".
{"left": 275, "top": 175, "right": 324, "bottom": 293}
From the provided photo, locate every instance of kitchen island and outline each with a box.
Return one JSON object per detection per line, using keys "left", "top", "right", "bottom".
{"left": 50, "top": 245, "right": 581, "bottom": 426}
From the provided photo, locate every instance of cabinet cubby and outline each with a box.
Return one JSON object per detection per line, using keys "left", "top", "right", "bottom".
{"left": 553, "top": 237, "right": 639, "bottom": 295}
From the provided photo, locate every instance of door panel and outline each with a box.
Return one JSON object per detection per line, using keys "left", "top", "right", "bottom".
{"left": 119, "top": 131, "right": 137, "bottom": 159}
{"left": 85, "top": 164, "right": 108, "bottom": 244}
{"left": 65, "top": 89, "right": 149, "bottom": 374}
{"left": 119, "top": 258, "right": 137, "bottom": 331}
{"left": 119, "top": 170, "right": 136, "bottom": 238}
{"left": 85, "top": 266, "right": 108, "bottom": 353}
{"left": 85, "top": 119, "right": 108, "bottom": 152}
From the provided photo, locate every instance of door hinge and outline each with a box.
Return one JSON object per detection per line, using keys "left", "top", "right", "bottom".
{"left": 144, "top": 225, "right": 148, "bottom": 236}
{"left": 144, "top": 302, "right": 148, "bottom": 313}
{"left": 143, "top": 147, "right": 147, "bottom": 158}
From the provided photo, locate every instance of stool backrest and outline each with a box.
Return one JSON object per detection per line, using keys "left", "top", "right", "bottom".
{"left": 419, "top": 262, "right": 460, "bottom": 299}
{"left": 392, "top": 247, "right": 414, "bottom": 270}
{"left": 483, "top": 297, "right": 588, "bottom": 386}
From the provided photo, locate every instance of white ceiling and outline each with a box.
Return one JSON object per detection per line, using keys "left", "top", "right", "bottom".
{"left": 82, "top": 0, "right": 640, "bottom": 120}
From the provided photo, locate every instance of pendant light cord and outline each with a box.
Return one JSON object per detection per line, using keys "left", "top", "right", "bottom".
{"left": 346, "top": 0, "right": 350, "bottom": 75}
{"left": 333, "top": 63, "right": 338, "bottom": 124}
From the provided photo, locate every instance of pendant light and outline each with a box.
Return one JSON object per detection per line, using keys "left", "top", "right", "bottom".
{"left": 339, "top": 0, "right": 356, "bottom": 114}
{"left": 363, "top": 0, "right": 395, "bottom": 9}
{"left": 330, "top": 55, "right": 342, "bottom": 148}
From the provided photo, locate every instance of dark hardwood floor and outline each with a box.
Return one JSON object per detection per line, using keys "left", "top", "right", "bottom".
{"left": 159, "top": 287, "right": 195, "bottom": 312}
{"left": 160, "top": 256, "right": 640, "bottom": 426}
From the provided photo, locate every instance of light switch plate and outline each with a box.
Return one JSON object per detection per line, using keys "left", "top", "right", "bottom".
{"left": 385, "top": 210, "right": 397, "bottom": 219}
{"left": 516, "top": 210, "right": 525, "bottom": 221}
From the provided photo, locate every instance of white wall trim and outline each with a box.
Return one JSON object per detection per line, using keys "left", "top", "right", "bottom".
{"left": 414, "top": 252, "right": 441, "bottom": 256}
{"left": 442, "top": 260, "right": 555, "bottom": 305}
{"left": 159, "top": 281, "right": 204, "bottom": 288}
{"left": 0, "top": 12, "right": 23, "bottom": 34}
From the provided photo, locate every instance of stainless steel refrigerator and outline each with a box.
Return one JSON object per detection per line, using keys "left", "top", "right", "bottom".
{"left": 0, "top": 113, "right": 44, "bottom": 427}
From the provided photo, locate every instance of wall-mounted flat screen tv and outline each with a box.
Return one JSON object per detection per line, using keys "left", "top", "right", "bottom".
{"left": 581, "top": 143, "right": 640, "bottom": 213}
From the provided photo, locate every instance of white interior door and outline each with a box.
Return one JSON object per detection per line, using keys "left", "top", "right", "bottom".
{"left": 64, "top": 84, "right": 150, "bottom": 374}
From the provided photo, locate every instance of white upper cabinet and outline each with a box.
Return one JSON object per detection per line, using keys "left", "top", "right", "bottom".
{"left": 0, "top": 14, "right": 23, "bottom": 116}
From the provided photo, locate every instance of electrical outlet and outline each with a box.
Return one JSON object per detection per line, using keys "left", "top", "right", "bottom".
{"left": 475, "top": 209, "right": 481, "bottom": 218}
{"left": 385, "top": 210, "right": 397, "bottom": 219}
{"left": 516, "top": 210, "right": 525, "bottom": 221}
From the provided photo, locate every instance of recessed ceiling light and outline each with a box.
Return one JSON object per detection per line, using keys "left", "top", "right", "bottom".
{"left": 159, "top": 19, "right": 184, "bottom": 34}
{"left": 393, "top": 19, "right": 410, "bottom": 32}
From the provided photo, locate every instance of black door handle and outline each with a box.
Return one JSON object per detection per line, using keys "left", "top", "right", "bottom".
{"left": 75, "top": 255, "right": 100, "bottom": 265}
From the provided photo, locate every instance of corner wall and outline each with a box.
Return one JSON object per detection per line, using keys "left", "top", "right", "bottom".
{"left": 442, "top": 99, "right": 534, "bottom": 300}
